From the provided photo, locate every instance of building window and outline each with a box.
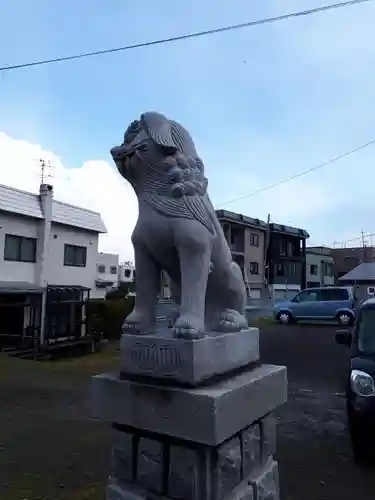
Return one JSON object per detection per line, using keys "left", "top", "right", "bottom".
{"left": 249, "top": 262, "right": 259, "bottom": 275}
{"left": 276, "top": 263, "right": 285, "bottom": 277}
{"left": 249, "top": 233, "right": 259, "bottom": 247}
{"left": 64, "top": 244, "right": 87, "bottom": 267}
{"left": 4, "top": 234, "right": 37, "bottom": 263}
{"left": 287, "top": 241, "right": 297, "bottom": 257}
{"left": 310, "top": 264, "right": 318, "bottom": 275}
{"left": 97, "top": 264, "right": 105, "bottom": 273}
{"left": 323, "top": 262, "right": 333, "bottom": 277}
{"left": 124, "top": 269, "right": 131, "bottom": 278}
{"left": 279, "top": 238, "right": 286, "bottom": 256}
{"left": 110, "top": 265, "right": 117, "bottom": 275}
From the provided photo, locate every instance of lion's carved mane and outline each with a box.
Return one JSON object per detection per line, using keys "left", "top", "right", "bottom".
{"left": 120, "top": 116, "right": 216, "bottom": 234}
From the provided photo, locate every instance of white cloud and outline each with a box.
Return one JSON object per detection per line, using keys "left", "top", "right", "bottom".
{"left": 0, "top": 132, "right": 138, "bottom": 260}
{"left": 2, "top": 0, "right": 375, "bottom": 253}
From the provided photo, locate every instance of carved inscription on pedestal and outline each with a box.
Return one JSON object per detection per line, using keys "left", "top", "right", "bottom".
{"left": 129, "top": 343, "right": 183, "bottom": 375}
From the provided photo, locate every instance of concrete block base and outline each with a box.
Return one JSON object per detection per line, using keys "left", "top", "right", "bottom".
{"left": 120, "top": 327, "right": 260, "bottom": 386}
{"left": 91, "top": 364, "right": 287, "bottom": 445}
{"left": 92, "top": 363, "right": 286, "bottom": 499}
{"left": 105, "top": 424, "right": 280, "bottom": 499}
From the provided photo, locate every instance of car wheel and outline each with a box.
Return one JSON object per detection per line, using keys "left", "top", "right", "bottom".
{"left": 348, "top": 407, "right": 374, "bottom": 465}
{"left": 337, "top": 312, "right": 354, "bottom": 326}
{"left": 277, "top": 311, "right": 292, "bottom": 325}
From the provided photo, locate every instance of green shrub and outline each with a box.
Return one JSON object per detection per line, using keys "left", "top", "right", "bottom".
{"left": 87, "top": 296, "right": 135, "bottom": 340}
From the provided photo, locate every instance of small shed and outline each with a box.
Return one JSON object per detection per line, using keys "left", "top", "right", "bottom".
{"left": 0, "top": 281, "right": 44, "bottom": 350}
{"left": 339, "top": 262, "right": 375, "bottom": 301}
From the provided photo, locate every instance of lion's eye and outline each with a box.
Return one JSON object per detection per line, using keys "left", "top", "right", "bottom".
{"left": 137, "top": 143, "right": 148, "bottom": 152}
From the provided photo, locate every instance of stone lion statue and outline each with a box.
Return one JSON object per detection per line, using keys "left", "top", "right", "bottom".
{"left": 111, "top": 112, "right": 247, "bottom": 339}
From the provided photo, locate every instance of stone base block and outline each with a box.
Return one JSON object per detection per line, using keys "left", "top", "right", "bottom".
{"left": 105, "top": 422, "right": 280, "bottom": 500}
{"left": 91, "top": 364, "right": 287, "bottom": 445}
{"left": 120, "top": 328, "right": 260, "bottom": 386}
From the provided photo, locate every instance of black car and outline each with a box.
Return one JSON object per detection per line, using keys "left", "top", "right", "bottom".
{"left": 335, "top": 298, "right": 375, "bottom": 464}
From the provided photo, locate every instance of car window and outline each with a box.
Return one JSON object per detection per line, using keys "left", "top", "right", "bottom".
{"left": 357, "top": 309, "right": 375, "bottom": 353}
{"left": 319, "top": 288, "right": 349, "bottom": 301}
{"left": 296, "top": 290, "right": 319, "bottom": 302}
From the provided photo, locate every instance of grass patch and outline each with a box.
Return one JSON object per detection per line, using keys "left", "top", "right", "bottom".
{"left": 249, "top": 316, "right": 276, "bottom": 326}
{"left": 0, "top": 342, "right": 120, "bottom": 385}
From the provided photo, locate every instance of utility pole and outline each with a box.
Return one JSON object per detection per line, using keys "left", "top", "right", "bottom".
{"left": 361, "top": 229, "right": 367, "bottom": 262}
{"left": 263, "top": 213, "right": 271, "bottom": 299}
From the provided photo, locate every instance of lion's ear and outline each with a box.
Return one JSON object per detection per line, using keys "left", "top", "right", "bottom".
{"left": 140, "top": 112, "right": 177, "bottom": 151}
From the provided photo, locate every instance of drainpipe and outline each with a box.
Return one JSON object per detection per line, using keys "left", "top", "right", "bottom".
{"left": 37, "top": 183, "right": 53, "bottom": 347}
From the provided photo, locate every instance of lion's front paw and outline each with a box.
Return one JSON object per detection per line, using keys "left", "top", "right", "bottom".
{"left": 217, "top": 309, "right": 248, "bottom": 333}
{"left": 122, "top": 310, "right": 155, "bottom": 335}
{"left": 173, "top": 315, "right": 205, "bottom": 339}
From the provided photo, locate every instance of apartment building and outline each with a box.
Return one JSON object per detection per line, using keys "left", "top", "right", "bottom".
{"left": 305, "top": 246, "right": 334, "bottom": 288}
{"left": 266, "top": 222, "right": 309, "bottom": 299}
{"left": 216, "top": 210, "right": 267, "bottom": 299}
{"left": 216, "top": 210, "right": 309, "bottom": 299}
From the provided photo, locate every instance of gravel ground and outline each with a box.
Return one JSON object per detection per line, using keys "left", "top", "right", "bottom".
{"left": 1, "top": 324, "right": 374, "bottom": 500}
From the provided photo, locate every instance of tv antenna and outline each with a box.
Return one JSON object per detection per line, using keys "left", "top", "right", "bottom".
{"left": 39, "top": 159, "right": 55, "bottom": 184}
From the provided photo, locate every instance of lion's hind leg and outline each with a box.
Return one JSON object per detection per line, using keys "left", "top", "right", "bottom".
{"left": 210, "top": 261, "right": 248, "bottom": 332}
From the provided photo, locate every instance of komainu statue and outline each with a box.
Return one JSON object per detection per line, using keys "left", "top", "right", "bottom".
{"left": 111, "top": 112, "right": 247, "bottom": 339}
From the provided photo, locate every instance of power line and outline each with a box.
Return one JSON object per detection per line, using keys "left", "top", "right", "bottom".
{"left": 218, "top": 137, "right": 375, "bottom": 208}
{"left": 334, "top": 232, "right": 375, "bottom": 246}
{"left": 0, "top": 0, "right": 372, "bottom": 73}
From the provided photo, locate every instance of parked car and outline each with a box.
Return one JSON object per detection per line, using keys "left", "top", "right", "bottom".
{"left": 335, "top": 298, "right": 375, "bottom": 464}
{"left": 273, "top": 286, "right": 355, "bottom": 326}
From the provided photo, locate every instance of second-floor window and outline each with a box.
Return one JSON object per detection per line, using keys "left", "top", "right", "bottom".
{"left": 310, "top": 264, "right": 318, "bottom": 275}
{"left": 249, "top": 233, "right": 259, "bottom": 247}
{"left": 64, "top": 244, "right": 87, "bottom": 267}
{"left": 124, "top": 269, "right": 131, "bottom": 278}
{"left": 97, "top": 264, "right": 106, "bottom": 273}
{"left": 249, "top": 261, "right": 259, "bottom": 275}
{"left": 4, "top": 234, "right": 37, "bottom": 263}
{"left": 279, "top": 238, "right": 286, "bottom": 256}
{"left": 276, "top": 263, "right": 285, "bottom": 277}
{"left": 110, "top": 266, "right": 117, "bottom": 275}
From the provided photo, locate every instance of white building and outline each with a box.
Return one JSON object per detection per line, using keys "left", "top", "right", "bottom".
{"left": 118, "top": 261, "right": 136, "bottom": 283}
{"left": 306, "top": 246, "right": 335, "bottom": 288}
{"left": 0, "top": 182, "right": 107, "bottom": 350}
{"left": 94, "top": 252, "right": 119, "bottom": 299}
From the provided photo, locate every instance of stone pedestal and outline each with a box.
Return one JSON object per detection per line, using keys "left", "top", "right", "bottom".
{"left": 91, "top": 328, "right": 287, "bottom": 499}
{"left": 119, "top": 327, "right": 260, "bottom": 386}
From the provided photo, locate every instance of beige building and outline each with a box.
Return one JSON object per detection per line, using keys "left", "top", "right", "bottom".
{"left": 216, "top": 210, "right": 267, "bottom": 299}
{"left": 159, "top": 210, "right": 268, "bottom": 300}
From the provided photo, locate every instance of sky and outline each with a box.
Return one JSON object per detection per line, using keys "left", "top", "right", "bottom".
{"left": 1, "top": 0, "right": 375, "bottom": 260}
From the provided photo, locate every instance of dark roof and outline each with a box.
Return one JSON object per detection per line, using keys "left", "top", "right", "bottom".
{"left": 47, "top": 285, "right": 91, "bottom": 292}
{"left": 0, "top": 281, "right": 44, "bottom": 294}
{"left": 216, "top": 209, "right": 267, "bottom": 231}
{"left": 307, "top": 246, "right": 333, "bottom": 256}
{"left": 215, "top": 209, "right": 309, "bottom": 238}
{"left": 339, "top": 262, "right": 375, "bottom": 282}
{"left": 269, "top": 222, "right": 309, "bottom": 239}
